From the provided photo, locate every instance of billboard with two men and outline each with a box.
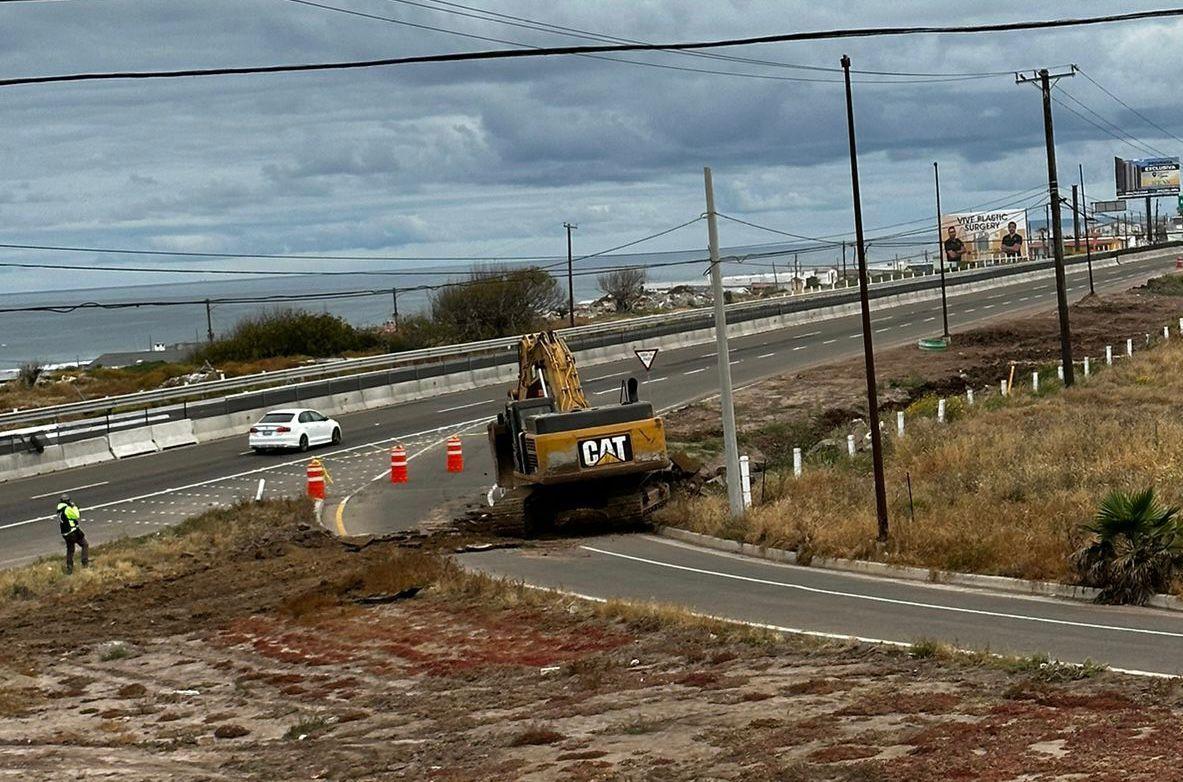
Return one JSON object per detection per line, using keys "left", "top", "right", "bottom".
{"left": 939, "top": 210, "right": 1029, "bottom": 267}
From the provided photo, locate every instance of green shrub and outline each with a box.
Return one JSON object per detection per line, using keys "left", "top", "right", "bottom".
{"left": 1073, "top": 487, "right": 1183, "bottom": 605}
{"left": 196, "top": 309, "right": 378, "bottom": 363}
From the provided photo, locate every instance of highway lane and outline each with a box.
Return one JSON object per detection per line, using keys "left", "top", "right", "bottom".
{"left": 1, "top": 250, "right": 1176, "bottom": 564}
{"left": 461, "top": 534, "right": 1183, "bottom": 677}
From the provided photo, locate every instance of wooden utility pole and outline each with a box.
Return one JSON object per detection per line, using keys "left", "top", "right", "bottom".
{"left": 841, "top": 54, "right": 889, "bottom": 543}
{"left": 1016, "top": 66, "right": 1076, "bottom": 387}
{"left": 563, "top": 222, "right": 578, "bottom": 327}
{"left": 933, "top": 161, "right": 950, "bottom": 339}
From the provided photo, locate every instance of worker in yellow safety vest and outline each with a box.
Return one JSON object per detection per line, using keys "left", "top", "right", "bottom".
{"left": 56, "top": 495, "right": 89, "bottom": 574}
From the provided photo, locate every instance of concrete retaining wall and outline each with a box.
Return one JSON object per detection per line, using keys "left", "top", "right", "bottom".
{"left": 0, "top": 435, "right": 114, "bottom": 482}
{"left": 150, "top": 420, "right": 198, "bottom": 450}
{"left": 62, "top": 436, "right": 116, "bottom": 470}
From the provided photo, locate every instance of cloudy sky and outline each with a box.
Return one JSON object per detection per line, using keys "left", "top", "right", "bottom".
{"left": 2, "top": 0, "right": 1181, "bottom": 293}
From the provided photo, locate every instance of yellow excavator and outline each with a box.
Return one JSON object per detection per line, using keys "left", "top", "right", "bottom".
{"left": 485, "top": 331, "right": 671, "bottom": 535}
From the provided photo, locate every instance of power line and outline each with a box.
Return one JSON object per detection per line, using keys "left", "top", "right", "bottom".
{"left": 1077, "top": 67, "right": 1183, "bottom": 146}
{"left": 1055, "top": 87, "right": 1168, "bottom": 156}
{"left": 6, "top": 9, "right": 1182, "bottom": 88}
{"left": 1052, "top": 94, "right": 1167, "bottom": 157}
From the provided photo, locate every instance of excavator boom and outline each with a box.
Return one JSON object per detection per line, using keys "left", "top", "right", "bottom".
{"left": 512, "top": 331, "right": 588, "bottom": 412}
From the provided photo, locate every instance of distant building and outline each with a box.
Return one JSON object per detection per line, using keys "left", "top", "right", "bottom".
{"left": 89, "top": 342, "right": 198, "bottom": 369}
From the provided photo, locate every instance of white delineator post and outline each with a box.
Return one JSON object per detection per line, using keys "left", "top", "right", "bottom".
{"left": 703, "top": 167, "right": 744, "bottom": 520}
{"left": 1032, "top": 371, "right": 1039, "bottom": 392}
{"left": 1178, "top": 316, "right": 1182, "bottom": 335}
{"left": 1166, "top": 326, "right": 1171, "bottom": 340}
{"left": 793, "top": 447, "right": 803, "bottom": 477}
{"left": 1127, "top": 338, "right": 1134, "bottom": 357}
{"left": 739, "top": 455, "right": 752, "bottom": 509}
{"left": 937, "top": 398, "right": 946, "bottom": 423}
{"left": 966, "top": 388, "right": 974, "bottom": 405}
{"left": 1084, "top": 356, "right": 1090, "bottom": 377}
{"left": 255, "top": 479, "right": 266, "bottom": 502}
{"left": 1001, "top": 379, "right": 1008, "bottom": 396}
{"left": 847, "top": 434, "right": 856, "bottom": 457}
{"left": 1057, "top": 363, "right": 1064, "bottom": 381}
{"left": 1106, "top": 345, "right": 1113, "bottom": 365}
{"left": 896, "top": 410, "right": 905, "bottom": 437}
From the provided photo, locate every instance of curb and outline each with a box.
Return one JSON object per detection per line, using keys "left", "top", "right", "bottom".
{"left": 653, "top": 525, "right": 1183, "bottom": 613}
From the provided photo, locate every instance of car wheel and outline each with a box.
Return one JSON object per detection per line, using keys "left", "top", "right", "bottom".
{"left": 331, "top": 427, "right": 341, "bottom": 445}
{"left": 299, "top": 435, "right": 309, "bottom": 452}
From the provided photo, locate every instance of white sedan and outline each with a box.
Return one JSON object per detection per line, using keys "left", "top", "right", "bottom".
{"left": 248, "top": 408, "right": 341, "bottom": 453}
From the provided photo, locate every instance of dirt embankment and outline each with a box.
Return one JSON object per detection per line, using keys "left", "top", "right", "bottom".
{"left": 5, "top": 502, "right": 1183, "bottom": 780}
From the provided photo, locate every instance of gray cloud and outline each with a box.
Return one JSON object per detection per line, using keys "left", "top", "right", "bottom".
{"left": 0, "top": 0, "right": 1180, "bottom": 292}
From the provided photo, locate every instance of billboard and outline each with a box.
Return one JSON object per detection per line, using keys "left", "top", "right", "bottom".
{"left": 939, "top": 209, "right": 1029, "bottom": 266}
{"left": 1115, "top": 156, "right": 1180, "bottom": 198}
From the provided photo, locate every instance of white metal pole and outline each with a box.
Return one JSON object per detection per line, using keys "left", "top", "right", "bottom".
{"left": 966, "top": 388, "right": 974, "bottom": 405}
{"left": 739, "top": 455, "right": 752, "bottom": 509}
{"left": 1032, "top": 371, "right": 1039, "bottom": 392}
{"left": 704, "top": 167, "right": 744, "bottom": 519}
{"left": 1057, "top": 363, "right": 1064, "bottom": 381}
{"left": 1127, "top": 338, "right": 1134, "bottom": 357}
{"left": 793, "top": 447, "right": 803, "bottom": 477}
{"left": 896, "top": 410, "right": 905, "bottom": 437}
{"left": 255, "top": 478, "right": 266, "bottom": 502}
{"left": 1106, "top": 345, "right": 1113, "bottom": 365}
{"left": 1001, "top": 379, "right": 1008, "bottom": 396}
{"left": 1165, "top": 326, "right": 1171, "bottom": 340}
{"left": 937, "top": 398, "right": 946, "bottom": 423}
{"left": 1084, "top": 356, "right": 1090, "bottom": 377}
{"left": 847, "top": 434, "right": 856, "bottom": 457}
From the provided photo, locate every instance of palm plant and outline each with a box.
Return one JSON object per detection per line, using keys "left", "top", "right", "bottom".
{"left": 1073, "top": 487, "right": 1183, "bottom": 605}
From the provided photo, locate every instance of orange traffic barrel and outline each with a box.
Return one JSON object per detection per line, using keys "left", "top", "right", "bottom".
{"left": 390, "top": 444, "right": 408, "bottom": 484}
{"left": 446, "top": 435, "right": 463, "bottom": 473}
{"left": 306, "top": 458, "right": 326, "bottom": 500}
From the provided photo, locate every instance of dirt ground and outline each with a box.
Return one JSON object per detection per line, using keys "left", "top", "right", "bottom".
{"left": 4, "top": 505, "right": 1183, "bottom": 781}
{"left": 666, "top": 284, "right": 1183, "bottom": 464}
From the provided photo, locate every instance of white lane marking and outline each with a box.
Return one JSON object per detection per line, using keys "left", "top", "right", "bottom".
{"left": 593, "top": 388, "right": 618, "bottom": 396}
{"left": 682, "top": 368, "right": 708, "bottom": 376}
{"left": 437, "top": 399, "right": 494, "bottom": 413}
{"left": 848, "top": 334, "right": 861, "bottom": 339}
{"left": 923, "top": 317, "right": 936, "bottom": 322}
{"left": 874, "top": 327, "right": 891, "bottom": 333}
{"left": 1019, "top": 297, "right": 1030, "bottom": 302}
{"left": 1002, "top": 300, "right": 1013, "bottom": 305}
{"left": 822, "top": 339, "right": 837, "bottom": 345}
{"left": 580, "top": 545, "right": 1183, "bottom": 641}
{"left": 701, "top": 352, "right": 717, "bottom": 358}
{"left": 984, "top": 304, "right": 995, "bottom": 309}
{"left": 586, "top": 371, "right": 624, "bottom": 382}
{"left": 898, "top": 322, "right": 913, "bottom": 328}
{"left": 30, "top": 481, "right": 109, "bottom": 500}
{"left": 757, "top": 352, "right": 776, "bottom": 359}
{"left": 511, "top": 584, "right": 1176, "bottom": 680}
{"left": 646, "top": 376, "right": 669, "bottom": 384}
{"left": 794, "top": 331, "right": 821, "bottom": 340}
{"left": 729, "top": 360, "right": 741, "bottom": 366}
{"left": 965, "top": 308, "right": 977, "bottom": 313}
{"left": 792, "top": 346, "right": 807, "bottom": 352}
{"left": 0, "top": 415, "right": 496, "bottom": 532}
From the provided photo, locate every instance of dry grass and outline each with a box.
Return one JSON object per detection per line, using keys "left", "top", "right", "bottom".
{"left": 662, "top": 338, "right": 1183, "bottom": 584}
{"left": 0, "top": 499, "right": 313, "bottom": 608}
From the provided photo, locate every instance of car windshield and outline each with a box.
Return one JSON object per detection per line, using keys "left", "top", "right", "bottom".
{"left": 259, "top": 413, "right": 295, "bottom": 424}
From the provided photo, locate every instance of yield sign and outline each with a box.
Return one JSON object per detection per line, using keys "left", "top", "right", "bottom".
{"left": 634, "top": 348, "right": 659, "bottom": 372}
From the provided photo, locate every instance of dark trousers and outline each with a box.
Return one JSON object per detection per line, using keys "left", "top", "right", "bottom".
{"left": 64, "top": 530, "right": 89, "bottom": 573}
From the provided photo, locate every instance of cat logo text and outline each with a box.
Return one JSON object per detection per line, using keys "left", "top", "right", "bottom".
{"left": 578, "top": 433, "right": 634, "bottom": 468}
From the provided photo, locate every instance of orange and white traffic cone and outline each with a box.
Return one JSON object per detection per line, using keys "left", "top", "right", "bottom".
{"left": 307, "top": 458, "right": 326, "bottom": 500}
{"left": 446, "top": 435, "right": 463, "bottom": 473}
{"left": 390, "top": 444, "right": 408, "bottom": 484}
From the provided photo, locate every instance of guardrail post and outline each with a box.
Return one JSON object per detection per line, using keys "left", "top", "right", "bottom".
{"left": 105, "top": 409, "right": 112, "bottom": 435}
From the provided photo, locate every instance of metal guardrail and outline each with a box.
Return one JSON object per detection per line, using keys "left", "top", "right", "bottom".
{"left": 1, "top": 243, "right": 1175, "bottom": 444}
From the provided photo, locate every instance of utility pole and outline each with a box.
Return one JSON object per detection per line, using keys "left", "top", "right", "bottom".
{"left": 794, "top": 252, "right": 800, "bottom": 292}
{"left": 841, "top": 241, "right": 847, "bottom": 282}
{"left": 1071, "top": 184, "right": 1080, "bottom": 251}
{"left": 204, "top": 299, "right": 214, "bottom": 343}
{"left": 1044, "top": 203, "right": 1051, "bottom": 257}
{"left": 563, "top": 222, "right": 578, "bottom": 327}
{"left": 1145, "top": 196, "right": 1153, "bottom": 246}
{"left": 391, "top": 288, "right": 400, "bottom": 329}
{"left": 1079, "top": 164, "right": 1094, "bottom": 294}
{"left": 1016, "top": 66, "right": 1076, "bottom": 387}
{"left": 933, "top": 161, "right": 950, "bottom": 339}
{"left": 841, "top": 55, "right": 890, "bottom": 543}
{"left": 704, "top": 167, "right": 744, "bottom": 519}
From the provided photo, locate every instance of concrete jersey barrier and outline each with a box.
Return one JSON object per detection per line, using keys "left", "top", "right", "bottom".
{"left": 108, "top": 429, "right": 160, "bottom": 459}
{"left": 150, "top": 420, "right": 198, "bottom": 451}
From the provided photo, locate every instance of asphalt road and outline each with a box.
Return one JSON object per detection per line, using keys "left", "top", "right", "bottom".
{"left": 1, "top": 250, "right": 1176, "bottom": 566}
{"left": 461, "top": 534, "right": 1183, "bottom": 676}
